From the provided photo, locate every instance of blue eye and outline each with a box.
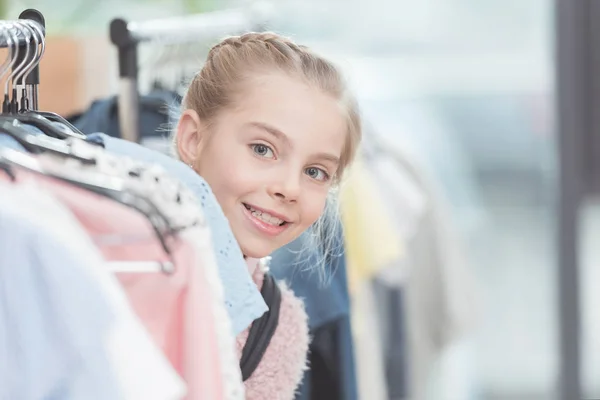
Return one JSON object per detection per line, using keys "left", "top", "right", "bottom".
{"left": 305, "top": 167, "right": 329, "bottom": 182}
{"left": 251, "top": 144, "right": 275, "bottom": 159}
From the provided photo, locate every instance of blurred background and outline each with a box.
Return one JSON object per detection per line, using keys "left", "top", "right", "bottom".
{"left": 5, "top": 0, "right": 597, "bottom": 398}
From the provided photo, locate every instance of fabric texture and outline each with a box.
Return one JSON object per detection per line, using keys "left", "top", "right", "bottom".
{"left": 236, "top": 259, "right": 309, "bottom": 400}
{"left": 0, "top": 182, "right": 186, "bottom": 400}
{"left": 85, "top": 132, "right": 267, "bottom": 335}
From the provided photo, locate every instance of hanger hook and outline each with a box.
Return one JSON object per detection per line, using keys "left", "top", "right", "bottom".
{"left": 4, "top": 23, "right": 21, "bottom": 96}
{"left": 12, "top": 22, "right": 32, "bottom": 88}
{"left": 0, "top": 23, "right": 14, "bottom": 82}
{"left": 20, "top": 20, "right": 43, "bottom": 86}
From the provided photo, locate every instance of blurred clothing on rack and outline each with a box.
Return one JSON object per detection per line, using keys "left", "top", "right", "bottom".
{"left": 68, "top": 90, "right": 181, "bottom": 154}
{"left": 351, "top": 279, "right": 389, "bottom": 400}
{"left": 339, "top": 155, "right": 406, "bottom": 399}
{"left": 367, "top": 134, "right": 480, "bottom": 400}
{"left": 363, "top": 103, "right": 487, "bottom": 236}
{"left": 371, "top": 279, "right": 409, "bottom": 399}
{"left": 0, "top": 182, "right": 187, "bottom": 400}
{"left": 0, "top": 138, "right": 248, "bottom": 400}
{"left": 339, "top": 156, "right": 404, "bottom": 293}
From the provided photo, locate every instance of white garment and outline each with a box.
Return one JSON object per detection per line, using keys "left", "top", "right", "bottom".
{"left": 0, "top": 182, "right": 186, "bottom": 400}
{"left": 182, "top": 226, "right": 245, "bottom": 400}
{"left": 351, "top": 280, "right": 389, "bottom": 400}
{"left": 368, "top": 137, "right": 479, "bottom": 400}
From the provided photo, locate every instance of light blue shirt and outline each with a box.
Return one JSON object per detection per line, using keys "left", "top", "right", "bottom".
{"left": 87, "top": 133, "right": 267, "bottom": 334}
{"left": 0, "top": 186, "right": 123, "bottom": 400}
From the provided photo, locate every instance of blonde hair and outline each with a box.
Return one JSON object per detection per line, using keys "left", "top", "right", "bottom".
{"left": 173, "top": 32, "right": 362, "bottom": 277}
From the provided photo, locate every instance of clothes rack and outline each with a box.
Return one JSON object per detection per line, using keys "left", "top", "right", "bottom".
{"left": 109, "top": 3, "right": 272, "bottom": 143}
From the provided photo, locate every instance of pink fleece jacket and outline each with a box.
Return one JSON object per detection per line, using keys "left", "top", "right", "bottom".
{"left": 236, "top": 260, "right": 309, "bottom": 400}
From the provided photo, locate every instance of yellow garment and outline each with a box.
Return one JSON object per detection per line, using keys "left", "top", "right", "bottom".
{"left": 340, "top": 157, "right": 404, "bottom": 293}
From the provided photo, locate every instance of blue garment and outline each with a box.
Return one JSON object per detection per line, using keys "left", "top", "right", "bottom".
{"left": 0, "top": 185, "right": 122, "bottom": 400}
{"left": 270, "top": 232, "right": 349, "bottom": 329}
{"left": 69, "top": 90, "right": 179, "bottom": 141}
{"left": 86, "top": 132, "right": 268, "bottom": 335}
{"left": 270, "top": 228, "right": 358, "bottom": 400}
{"left": 0, "top": 133, "right": 26, "bottom": 151}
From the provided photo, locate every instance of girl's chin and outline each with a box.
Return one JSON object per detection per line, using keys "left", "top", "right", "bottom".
{"left": 239, "top": 241, "right": 274, "bottom": 260}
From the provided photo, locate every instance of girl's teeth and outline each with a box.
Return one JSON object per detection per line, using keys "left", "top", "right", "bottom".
{"left": 249, "top": 208, "right": 284, "bottom": 226}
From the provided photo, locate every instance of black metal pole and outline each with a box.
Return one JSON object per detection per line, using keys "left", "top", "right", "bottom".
{"left": 17, "top": 9, "right": 44, "bottom": 86}
{"left": 555, "top": 0, "right": 586, "bottom": 398}
{"left": 110, "top": 18, "right": 140, "bottom": 142}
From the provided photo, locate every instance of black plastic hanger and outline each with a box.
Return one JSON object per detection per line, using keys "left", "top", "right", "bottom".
{"left": 0, "top": 157, "right": 15, "bottom": 180}
{"left": 0, "top": 117, "right": 93, "bottom": 162}
{"left": 0, "top": 117, "right": 42, "bottom": 153}
{"left": 14, "top": 112, "right": 86, "bottom": 140}
{"left": 29, "top": 110, "right": 86, "bottom": 136}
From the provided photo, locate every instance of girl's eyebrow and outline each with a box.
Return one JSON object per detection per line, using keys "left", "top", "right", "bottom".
{"left": 313, "top": 153, "right": 340, "bottom": 165}
{"left": 247, "top": 121, "right": 291, "bottom": 147}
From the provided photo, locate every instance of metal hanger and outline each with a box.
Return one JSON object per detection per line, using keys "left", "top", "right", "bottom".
{"left": 0, "top": 22, "right": 71, "bottom": 138}
{"left": 17, "top": 18, "right": 44, "bottom": 112}
{"left": 15, "top": 20, "right": 86, "bottom": 137}
{"left": 10, "top": 111, "right": 86, "bottom": 140}
{"left": 9, "top": 21, "right": 32, "bottom": 113}
{"left": 0, "top": 20, "right": 85, "bottom": 138}
{"left": 0, "top": 23, "right": 14, "bottom": 87}
{"left": 2, "top": 22, "right": 20, "bottom": 113}
{"left": 15, "top": 19, "right": 40, "bottom": 112}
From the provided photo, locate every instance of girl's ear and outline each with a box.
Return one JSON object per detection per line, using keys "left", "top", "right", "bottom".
{"left": 176, "top": 109, "right": 205, "bottom": 165}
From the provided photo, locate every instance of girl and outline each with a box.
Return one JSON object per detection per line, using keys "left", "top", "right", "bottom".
{"left": 174, "top": 32, "right": 362, "bottom": 399}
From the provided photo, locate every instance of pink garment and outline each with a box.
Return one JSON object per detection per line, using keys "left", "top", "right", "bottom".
{"left": 5, "top": 168, "right": 225, "bottom": 400}
{"left": 116, "top": 233, "right": 223, "bottom": 400}
{"left": 237, "top": 259, "right": 310, "bottom": 400}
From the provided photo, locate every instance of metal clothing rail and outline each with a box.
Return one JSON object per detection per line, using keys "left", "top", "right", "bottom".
{"left": 0, "top": 10, "right": 45, "bottom": 48}
{"left": 109, "top": 3, "right": 272, "bottom": 143}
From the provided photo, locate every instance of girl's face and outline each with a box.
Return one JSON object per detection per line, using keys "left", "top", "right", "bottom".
{"left": 178, "top": 73, "right": 347, "bottom": 258}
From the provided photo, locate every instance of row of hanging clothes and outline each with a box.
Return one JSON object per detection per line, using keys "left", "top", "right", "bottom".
{"left": 64, "top": 10, "right": 482, "bottom": 400}
{"left": 0, "top": 11, "right": 254, "bottom": 400}
{"left": 343, "top": 130, "right": 481, "bottom": 400}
